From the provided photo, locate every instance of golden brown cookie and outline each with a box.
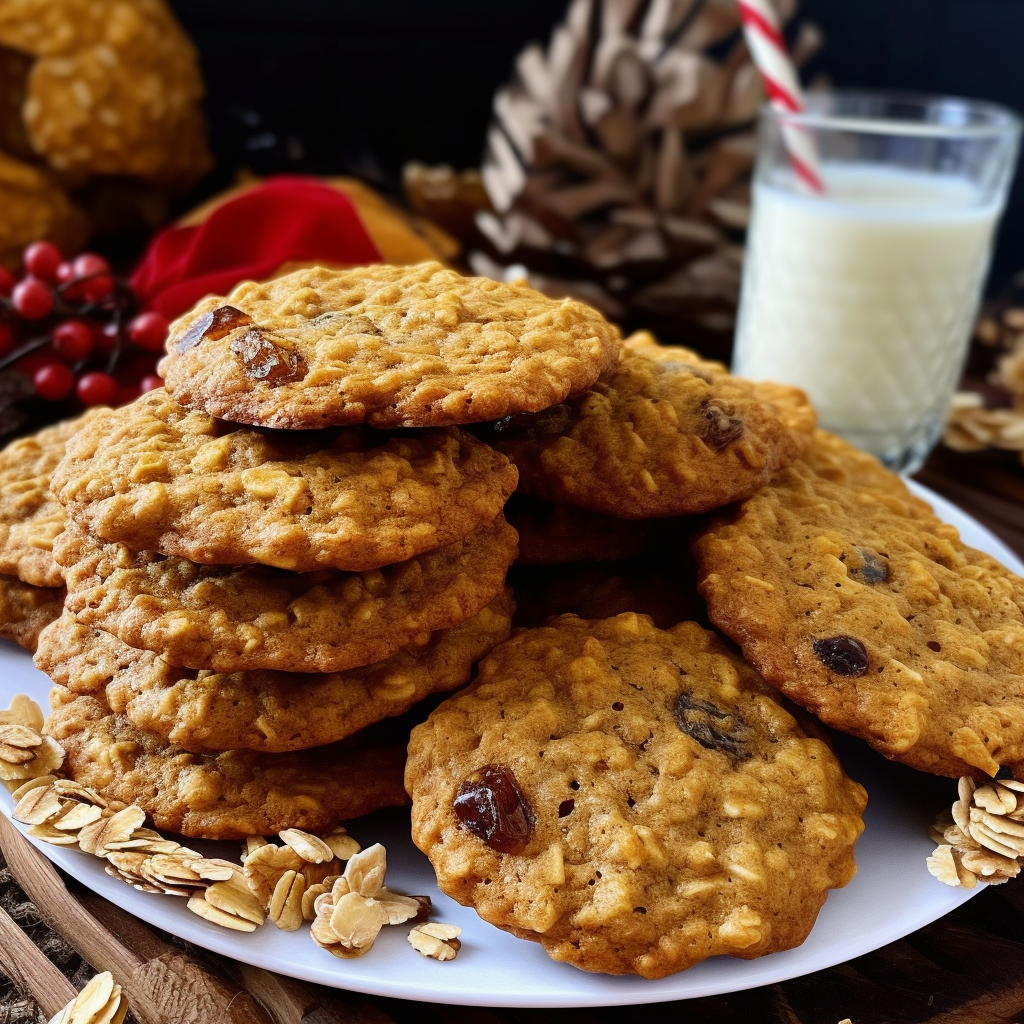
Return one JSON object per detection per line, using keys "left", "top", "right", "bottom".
{"left": 55, "top": 516, "right": 518, "bottom": 673}
{"left": 504, "top": 494, "right": 654, "bottom": 565}
{"left": 0, "top": 413, "right": 95, "bottom": 587}
{"left": 693, "top": 460, "right": 1024, "bottom": 778}
{"left": 52, "top": 388, "right": 518, "bottom": 571}
{"left": 0, "top": 0, "right": 210, "bottom": 185}
{"left": 799, "top": 429, "right": 931, "bottom": 511}
{"left": 406, "top": 614, "right": 866, "bottom": 978}
{"left": 36, "top": 590, "right": 513, "bottom": 753}
{"left": 491, "top": 332, "right": 814, "bottom": 518}
{"left": 0, "top": 573, "right": 63, "bottom": 651}
{"left": 157, "top": 263, "right": 622, "bottom": 430}
{"left": 46, "top": 688, "right": 409, "bottom": 839}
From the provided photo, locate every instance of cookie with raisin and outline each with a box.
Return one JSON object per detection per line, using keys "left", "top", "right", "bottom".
{"left": 406, "top": 613, "right": 866, "bottom": 978}
{"left": 490, "top": 332, "right": 814, "bottom": 518}
{"left": 52, "top": 388, "right": 517, "bottom": 572}
{"left": 46, "top": 688, "right": 409, "bottom": 840}
{"left": 693, "top": 459, "right": 1024, "bottom": 778}
{"left": 157, "top": 262, "right": 621, "bottom": 430}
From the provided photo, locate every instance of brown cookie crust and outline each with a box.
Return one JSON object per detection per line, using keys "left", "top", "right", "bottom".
{"left": 157, "top": 263, "right": 622, "bottom": 429}
{"left": 693, "top": 460, "right": 1024, "bottom": 778}
{"left": 0, "top": 414, "right": 94, "bottom": 587}
{"left": 54, "top": 516, "right": 518, "bottom": 673}
{"left": 492, "top": 332, "right": 814, "bottom": 518}
{"left": 52, "top": 388, "right": 518, "bottom": 571}
{"left": 46, "top": 689, "right": 409, "bottom": 839}
{"left": 799, "top": 429, "right": 933, "bottom": 511}
{"left": 0, "top": 573, "right": 64, "bottom": 651}
{"left": 407, "top": 614, "right": 866, "bottom": 978}
{"left": 36, "top": 590, "right": 513, "bottom": 752}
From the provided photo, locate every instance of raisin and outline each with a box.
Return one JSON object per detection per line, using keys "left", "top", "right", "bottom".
{"left": 850, "top": 546, "right": 889, "bottom": 584}
{"left": 230, "top": 327, "right": 307, "bottom": 384}
{"left": 174, "top": 305, "right": 254, "bottom": 353}
{"left": 813, "top": 636, "right": 869, "bottom": 676}
{"left": 492, "top": 400, "right": 578, "bottom": 441}
{"left": 453, "top": 764, "right": 534, "bottom": 853}
{"left": 701, "top": 401, "right": 743, "bottom": 449}
{"left": 673, "top": 691, "right": 749, "bottom": 760}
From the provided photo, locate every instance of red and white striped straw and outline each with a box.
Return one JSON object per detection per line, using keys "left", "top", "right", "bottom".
{"left": 738, "top": 0, "right": 825, "bottom": 193}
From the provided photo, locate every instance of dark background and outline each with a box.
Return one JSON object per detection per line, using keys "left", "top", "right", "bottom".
{"left": 168, "top": 0, "right": 1024, "bottom": 291}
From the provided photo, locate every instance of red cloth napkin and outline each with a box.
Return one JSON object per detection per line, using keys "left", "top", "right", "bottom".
{"left": 130, "top": 176, "right": 382, "bottom": 320}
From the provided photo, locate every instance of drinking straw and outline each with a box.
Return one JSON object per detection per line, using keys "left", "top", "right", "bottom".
{"left": 738, "top": 0, "right": 825, "bottom": 193}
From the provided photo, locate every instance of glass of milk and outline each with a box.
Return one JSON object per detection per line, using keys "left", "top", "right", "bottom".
{"left": 733, "top": 91, "right": 1021, "bottom": 473}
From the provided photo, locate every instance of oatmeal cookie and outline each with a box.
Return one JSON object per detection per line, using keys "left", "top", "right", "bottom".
{"left": 693, "top": 460, "right": 1024, "bottom": 778}
{"left": 406, "top": 614, "right": 866, "bottom": 978}
{"left": 800, "top": 429, "right": 931, "bottom": 511}
{"left": 46, "top": 689, "right": 409, "bottom": 839}
{"left": 0, "top": 573, "right": 63, "bottom": 651}
{"left": 0, "top": 413, "right": 95, "bottom": 587}
{"left": 37, "top": 590, "right": 512, "bottom": 753}
{"left": 157, "top": 263, "right": 622, "bottom": 430}
{"left": 0, "top": 0, "right": 210, "bottom": 185}
{"left": 491, "top": 332, "right": 814, "bottom": 518}
{"left": 504, "top": 494, "right": 654, "bottom": 565}
{"left": 55, "top": 516, "right": 517, "bottom": 673}
{"left": 52, "top": 388, "right": 518, "bottom": 571}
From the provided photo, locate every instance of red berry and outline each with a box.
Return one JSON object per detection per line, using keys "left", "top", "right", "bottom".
{"left": 76, "top": 371, "right": 118, "bottom": 406}
{"left": 72, "top": 252, "right": 110, "bottom": 278}
{"left": 12, "top": 277, "right": 53, "bottom": 319}
{"left": 116, "top": 384, "right": 141, "bottom": 405}
{"left": 55, "top": 261, "right": 75, "bottom": 285}
{"left": 23, "top": 241, "right": 62, "bottom": 282}
{"left": 139, "top": 374, "right": 163, "bottom": 393}
{"left": 128, "top": 311, "right": 169, "bottom": 352}
{"left": 0, "top": 321, "right": 14, "bottom": 356}
{"left": 33, "top": 362, "right": 75, "bottom": 402}
{"left": 0, "top": 267, "right": 15, "bottom": 297}
{"left": 15, "top": 350, "right": 53, "bottom": 376}
{"left": 96, "top": 321, "right": 119, "bottom": 354}
{"left": 53, "top": 320, "right": 94, "bottom": 362}
{"left": 68, "top": 253, "right": 114, "bottom": 304}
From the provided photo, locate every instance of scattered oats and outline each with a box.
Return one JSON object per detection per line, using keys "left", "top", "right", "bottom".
{"left": 78, "top": 805, "right": 147, "bottom": 857}
{"left": 322, "top": 825, "right": 361, "bottom": 860}
{"left": 928, "top": 776, "right": 1024, "bottom": 887}
{"left": 408, "top": 922, "right": 462, "bottom": 961}
{"left": 268, "top": 869, "right": 306, "bottom": 931}
{"left": 243, "top": 843, "right": 304, "bottom": 908}
{"left": 13, "top": 783, "right": 63, "bottom": 825}
{"left": 242, "top": 835, "right": 269, "bottom": 860}
{"left": 48, "top": 970, "right": 128, "bottom": 1024}
{"left": 203, "top": 875, "right": 266, "bottom": 928}
{"left": 279, "top": 827, "right": 335, "bottom": 863}
{"left": 187, "top": 893, "right": 260, "bottom": 933}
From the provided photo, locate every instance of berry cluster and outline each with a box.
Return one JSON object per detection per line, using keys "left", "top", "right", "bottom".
{"left": 0, "top": 240, "right": 168, "bottom": 432}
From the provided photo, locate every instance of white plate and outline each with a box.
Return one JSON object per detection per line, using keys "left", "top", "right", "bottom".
{"left": 1, "top": 481, "right": 1019, "bottom": 1008}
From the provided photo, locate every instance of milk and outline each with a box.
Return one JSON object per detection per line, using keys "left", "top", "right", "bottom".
{"left": 733, "top": 164, "right": 1000, "bottom": 468}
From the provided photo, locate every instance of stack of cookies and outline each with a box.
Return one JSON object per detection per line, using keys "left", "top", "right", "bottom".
{"left": 495, "top": 330, "right": 817, "bottom": 626}
{"left": 32, "top": 261, "right": 622, "bottom": 840}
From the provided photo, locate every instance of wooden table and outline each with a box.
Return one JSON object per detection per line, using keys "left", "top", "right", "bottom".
{"left": 2, "top": 444, "right": 1023, "bottom": 1024}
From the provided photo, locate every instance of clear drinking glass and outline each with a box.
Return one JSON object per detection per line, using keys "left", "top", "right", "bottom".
{"left": 732, "top": 91, "right": 1021, "bottom": 474}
